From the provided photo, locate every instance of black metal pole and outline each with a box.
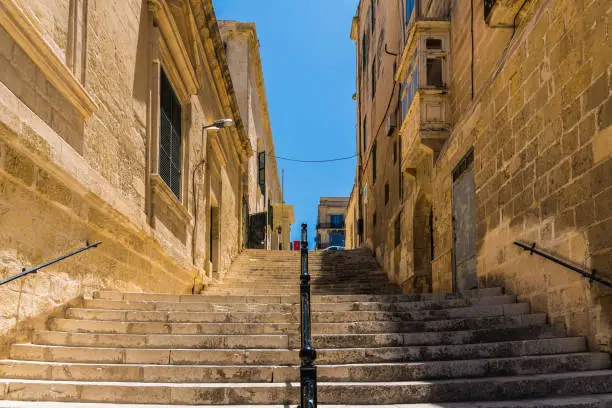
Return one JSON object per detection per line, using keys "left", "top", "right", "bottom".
{"left": 299, "top": 223, "right": 317, "bottom": 408}
{"left": 0, "top": 241, "right": 102, "bottom": 286}
{"left": 514, "top": 241, "right": 612, "bottom": 288}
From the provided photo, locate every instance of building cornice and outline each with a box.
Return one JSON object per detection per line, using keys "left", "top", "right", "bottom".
{"left": 188, "top": 0, "right": 252, "bottom": 160}
{"left": 219, "top": 21, "right": 281, "bottom": 196}
{"left": 149, "top": 0, "right": 199, "bottom": 102}
{"left": 0, "top": 0, "right": 97, "bottom": 117}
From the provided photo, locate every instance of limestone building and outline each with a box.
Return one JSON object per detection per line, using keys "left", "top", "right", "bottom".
{"left": 219, "top": 21, "right": 294, "bottom": 251}
{"left": 347, "top": 0, "right": 612, "bottom": 349}
{"left": 0, "top": 0, "right": 254, "bottom": 353}
{"left": 316, "top": 197, "right": 349, "bottom": 249}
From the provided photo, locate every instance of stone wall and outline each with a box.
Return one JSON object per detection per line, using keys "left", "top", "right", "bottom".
{"left": 431, "top": 0, "right": 612, "bottom": 350}
{"left": 0, "top": 0, "right": 248, "bottom": 356}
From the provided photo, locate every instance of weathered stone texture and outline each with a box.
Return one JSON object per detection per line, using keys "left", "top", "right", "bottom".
{"left": 0, "top": 0, "right": 249, "bottom": 356}
{"left": 432, "top": 0, "right": 612, "bottom": 349}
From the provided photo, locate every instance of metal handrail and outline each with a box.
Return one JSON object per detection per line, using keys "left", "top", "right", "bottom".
{"left": 0, "top": 241, "right": 102, "bottom": 286}
{"left": 298, "top": 223, "right": 317, "bottom": 408}
{"left": 514, "top": 241, "right": 611, "bottom": 288}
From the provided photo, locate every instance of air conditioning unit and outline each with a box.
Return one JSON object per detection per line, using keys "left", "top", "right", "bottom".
{"left": 385, "top": 111, "right": 397, "bottom": 136}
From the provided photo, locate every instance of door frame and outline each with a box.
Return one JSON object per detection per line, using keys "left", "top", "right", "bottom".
{"left": 451, "top": 147, "right": 475, "bottom": 293}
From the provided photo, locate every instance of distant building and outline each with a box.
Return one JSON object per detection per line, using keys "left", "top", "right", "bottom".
{"left": 219, "top": 21, "right": 294, "bottom": 251}
{"left": 316, "top": 197, "right": 349, "bottom": 249}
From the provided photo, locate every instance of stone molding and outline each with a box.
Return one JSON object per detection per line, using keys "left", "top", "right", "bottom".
{"left": 0, "top": 0, "right": 97, "bottom": 117}
{"left": 149, "top": 0, "right": 198, "bottom": 103}
{"left": 218, "top": 21, "right": 281, "bottom": 197}
{"left": 150, "top": 174, "right": 193, "bottom": 224}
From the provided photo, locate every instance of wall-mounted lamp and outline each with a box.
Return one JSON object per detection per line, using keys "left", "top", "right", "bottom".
{"left": 202, "top": 118, "right": 234, "bottom": 130}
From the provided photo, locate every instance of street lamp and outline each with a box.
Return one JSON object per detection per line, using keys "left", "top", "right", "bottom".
{"left": 202, "top": 118, "right": 234, "bottom": 130}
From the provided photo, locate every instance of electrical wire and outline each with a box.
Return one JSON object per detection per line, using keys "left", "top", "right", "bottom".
{"left": 267, "top": 153, "right": 357, "bottom": 163}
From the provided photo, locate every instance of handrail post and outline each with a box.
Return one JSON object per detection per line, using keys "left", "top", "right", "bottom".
{"left": 299, "top": 223, "right": 317, "bottom": 408}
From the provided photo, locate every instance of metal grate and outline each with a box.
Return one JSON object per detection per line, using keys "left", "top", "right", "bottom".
{"left": 159, "top": 69, "right": 182, "bottom": 199}
{"left": 484, "top": 0, "right": 497, "bottom": 22}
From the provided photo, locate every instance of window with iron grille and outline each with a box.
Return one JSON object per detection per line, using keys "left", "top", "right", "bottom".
{"left": 258, "top": 152, "right": 266, "bottom": 195}
{"left": 159, "top": 68, "right": 182, "bottom": 199}
{"left": 385, "top": 182, "right": 389, "bottom": 205}
{"left": 371, "top": 56, "right": 377, "bottom": 98}
{"left": 362, "top": 116, "right": 367, "bottom": 153}
{"left": 361, "top": 32, "right": 367, "bottom": 73}
{"left": 393, "top": 140, "right": 397, "bottom": 163}
{"left": 395, "top": 212, "right": 401, "bottom": 247}
{"left": 372, "top": 143, "right": 377, "bottom": 184}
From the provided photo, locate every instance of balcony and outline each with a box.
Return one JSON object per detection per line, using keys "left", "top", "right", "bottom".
{"left": 317, "top": 222, "right": 345, "bottom": 230}
{"left": 396, "top": 20, "right": 451, "bottom": 163}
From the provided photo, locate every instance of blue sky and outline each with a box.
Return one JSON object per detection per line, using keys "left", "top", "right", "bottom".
{"left": 213, "top": 0, "right": 359, "bottom": 247}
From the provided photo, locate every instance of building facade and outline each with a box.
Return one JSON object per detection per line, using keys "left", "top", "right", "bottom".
{"left": 0, "top": 0, "right": 254, "bottom": 354}
{"left": 316, "top": 197, "right": 349, "bottom": 249}
{"left": 348, "top": 0, "right": 611, "bottom": 350}
{"left": 219, "top": 21, "right": 294, "bottom": 251}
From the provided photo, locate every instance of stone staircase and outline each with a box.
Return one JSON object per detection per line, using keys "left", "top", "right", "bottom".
{"left": 0, "top": 248, "right": 610, "bottom": 406}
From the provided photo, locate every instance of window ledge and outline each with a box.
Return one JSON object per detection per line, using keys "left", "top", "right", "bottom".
{"left": 0, "top": 0, "right": 97, "bottom": 117}
{"left": 150, "top": 174, "right": 192, "bottom": 224}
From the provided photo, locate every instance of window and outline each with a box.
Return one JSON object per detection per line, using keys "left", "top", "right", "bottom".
{"left": 159, "top": 68, "right": 182, "bottom": 199}
{"left": 371, "top": 56, "right": 377, "bottom": 98}
{"left": 401, "top": 49, "right": 419, "bottom": 120}
{"left": 426, "top": 58, "right": 443, "bottom": 87}
{"left": 361, "top": 32, "right": 367, "bottom": 73}
{"left": 399, "top": 138, "right": 403, "bottom": 200}
{"left": 373, "top": 211, "right": 377, "bottom": 227}
{"left": 362, "top": 116, "right": 367, "bottom": 153}
{"left": 372, "top": 143, "right": 377, "bottom": 184}
{"left": 394, "top": 212, "right": 401, "bottom": 247}
{"left": 426, "top": 38, "right": 443, "bottom": 49}
{"left": 424, "top": 37, "right": 447, "bottom": 88}
{"left": 330, "top": 214, "right": 344, "bottom": 228}
{"left": 393, "top": 141, "right": 398, "bottom": 163}
{"left": 371, "top": 1, "right": 375, "bottom": 33}
{"left": 385, "top": 182, "right": 389, "bottom": 205}
{"left": 258, "top": 151, "right": 266, "bottom": 194}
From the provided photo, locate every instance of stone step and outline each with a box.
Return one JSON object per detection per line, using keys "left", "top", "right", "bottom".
{"left": 2, "top": 396, "right": 612, "bottom": 408}
{"left": 312, "top": 295, "right": 517, "bottom": 312}
{"left": 10, "top": 337, "right": 588, "bottom": 365}
{"left": 49, "top": 313, "right": 544, "bottom": 335}
{"left": 49, "top": 319, "right": 298, "bottom": 335}
{"left": 1, "top": 353, "right": 608, "bottom": 383}
{"left": 81, "top": 295, "right": 515, "bottom": 313}
{"left": 32, "top": 331, "right": 296, "bottom": 349}
{"left": 66, "top": 309, "right": 300, "bottom": 324}
{"left": 65, "top": 302, "right": 527, "bottom": 323}
{"left": 32, "top": 323, "right": 564, "bottom": 350}
{"left": 91, "top": 288, "right": 502, "bottom": 304}
{"left": 208, "top": 277, "right": 392, "bottom": 284}
{"left": 218, "top": 275, "right": 388, "bottom": 282}
{"left": 0, "top": 370, "right": 611, "bottom": 404}
{"left": 202, "top": 289, "right": 404, "bottom": 296}
{"left": 314, "top": 324, "right": 567, "bottom": 348}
